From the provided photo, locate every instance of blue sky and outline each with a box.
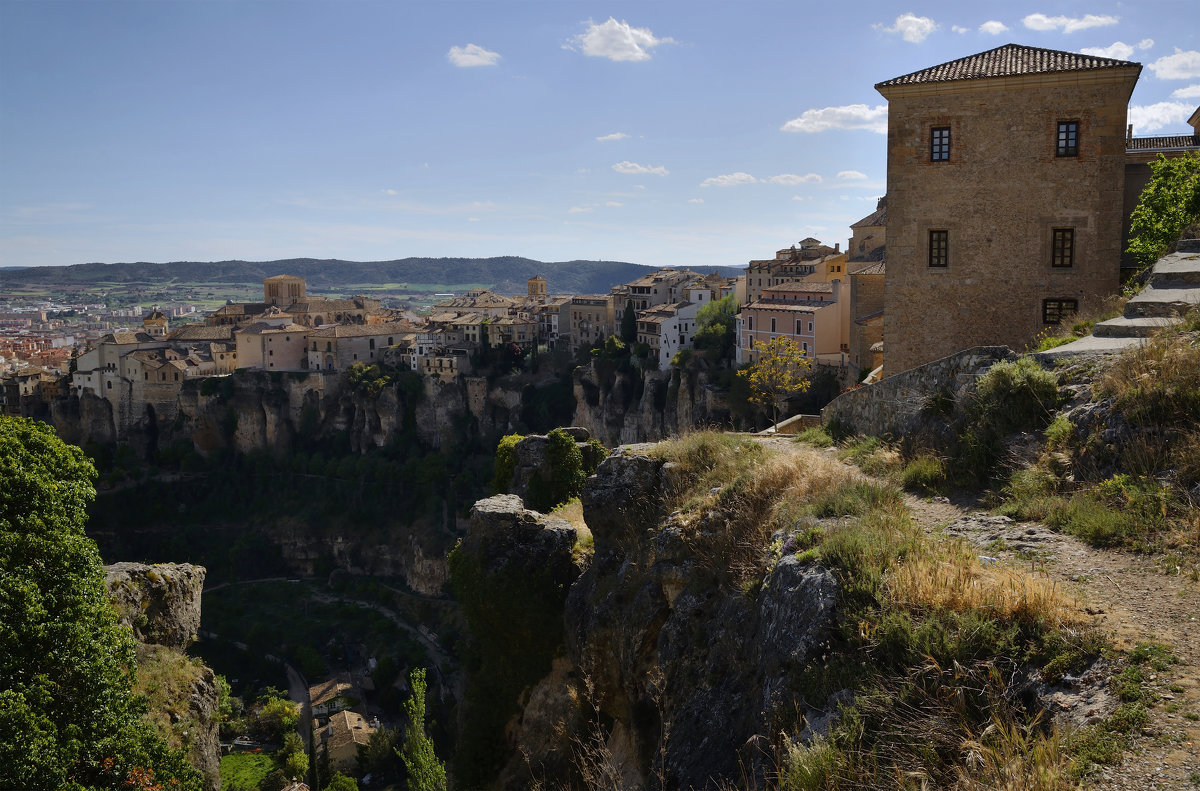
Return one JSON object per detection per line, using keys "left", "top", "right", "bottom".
{"left": 2, "top": 0, "right": 1197, "bottom": 271}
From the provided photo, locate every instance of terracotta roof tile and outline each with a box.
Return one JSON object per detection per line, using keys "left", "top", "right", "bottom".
{"left": 1127, "top": 135, "right": 1200, "bottom": 151}
{"left": 876, "top": 43, "right": 1138, "bottom": 89}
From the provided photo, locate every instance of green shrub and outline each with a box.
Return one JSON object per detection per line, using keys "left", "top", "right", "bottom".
{"left": 491, "top": 433, "right": 524, "bottom": 494}
{"left": 807, "top": 481, "right": 901, "bottom": 518}
{"left": 796, "top": 426, "right": 834, "bottom": 448}
{"left": 900, "top": 454, "right": 946, "bottom": 493}
{"left": 955, "top": 358, "right": 1060, "bottom": 481}
{"left": 526, "top": 428, "right": 587, "bottom": 513}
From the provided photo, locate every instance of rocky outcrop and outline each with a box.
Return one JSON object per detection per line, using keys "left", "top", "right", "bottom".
{"left": 572, "top": 365, "right": 733, "bottom": 446}
{"left": 506, "top": 427, "right": 605, "bottom": 509}
{"left": 460, "top": 451, "right": 842, "bottom": 790}
{"left": 106, "top": 562, "right": 205, "bottom": 650}
{"left": 104, "top": 562, "right": 219, "bottom": 791}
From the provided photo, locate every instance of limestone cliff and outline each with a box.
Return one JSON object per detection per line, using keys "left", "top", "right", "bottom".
{"left": 105, "top": 563, "right": 220, "bottom": 791}
{"left": 454, "top": 450, "right": 840, "bottom": 790}
{"left": 571, "top": 365, "right": 732, "bottom": 446}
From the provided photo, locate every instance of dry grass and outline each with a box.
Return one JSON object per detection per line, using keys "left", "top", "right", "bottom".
{"left": 885, "top": 540, "right": 1086, "bottom": 630}
{"left": 550, "top": 496, "right": 587, "bottom": 528}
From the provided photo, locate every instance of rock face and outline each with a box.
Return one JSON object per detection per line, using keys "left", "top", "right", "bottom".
{"left": 459, "top": 451, "right": 841, "bottom": 790}
{"left": 105, "top": 563, "right": 220, "bottom": 791}
{"left": 106, "top": 562, "right": 205, "bottom": 650}
{"left": 572, "top": 365, "right": 732, "bottom": 446}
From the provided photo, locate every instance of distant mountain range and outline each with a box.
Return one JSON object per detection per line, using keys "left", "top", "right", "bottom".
{"left": 0, "top": 257, "right": 747, "bottom": 296}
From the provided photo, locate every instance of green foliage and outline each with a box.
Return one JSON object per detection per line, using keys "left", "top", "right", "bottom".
{"left": 955, "top": 358, "right": 1059, "bottom": 481}
{"left": 398, "top": 668, "right": 446, "bottom": 791}
{"left": 323, "top": 772, "right": 360, "bottom": 791}
{"left": 620, "top": 298, "right": 636, "bottom": 343}
{"left": 526, "top": 428, "right": 588, "bottom": 513}
{"left": 900, "top": 454, "right": 947, "bottom": 493}
{"left": 491, "top": 433, "right": 525, "bottom": 494}
{"left": 1126, "top": 150, "right": 1200, "bottom": 270}
{"left": 795, "top": 426, "right": 835, "bottom": 448}
{"left": 248, "top": 694, "right": 299, "bottom": 744}
{"left": 358, "top": 725, "right": 402, "bottom": 779}
{"left": 276, "top": 731, "right": 308, "bottom": 779}
{"left": 220, "top": 752, "right": 275, "bottom": 791}
{"left": 692, "top": 294, "right": 739, "bottom": 362}
{"left": 347, "top": 362, "right": 392, "bottom": 398}
{"left": 0, "top": 416, "right": 201, "bottom": 791}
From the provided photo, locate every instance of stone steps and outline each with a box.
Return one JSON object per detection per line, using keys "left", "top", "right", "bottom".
{"left": 1123, "top": 283, "right": 1200, "bottom": 319}
{"left": 1092, "top": 316, "right": 1179, "bottom": 337}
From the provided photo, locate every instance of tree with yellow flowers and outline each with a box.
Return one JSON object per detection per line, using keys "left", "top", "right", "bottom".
{"left": 738, "top": 337, "right": 812, "bottom": 429}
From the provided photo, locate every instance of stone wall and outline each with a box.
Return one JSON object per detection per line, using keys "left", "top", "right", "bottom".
{"left": 820, "top": 345, "right": 1015, "bottom": 439}
{"left": 880, "top": 65, "right": 1139, "bottom": 374}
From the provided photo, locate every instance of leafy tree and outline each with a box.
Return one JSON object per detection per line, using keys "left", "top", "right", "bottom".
{"left": 526, "top": 428, "right": 587, "bottom": 513}
{"left": 323, "top": 772, "right": 360, "bottom": 791}
{"left": 737, "top": 337, "right": 813, "bottom": 428}
{"left": 248, "top": 693, "right": 299, "bottom": 744}
{"left": 276, "top": 731, "right": 309, "bottom": 780}
{"left": 0, "top": 415, "right": 200, "bottom": 790}
{"left": 1127, "top": 150, "right": 1200, "bottom": 269}
{"left": 692, "top": 294, "right": 740, "bottom": 363}
{"left": 358, "top": 725, "right": 401, "bottom": 778}
{"left": 620, "top": 298, "right": 637, "bottom": 343}
{"left": 397, "top": 668, "right": 446, "bottom": 791}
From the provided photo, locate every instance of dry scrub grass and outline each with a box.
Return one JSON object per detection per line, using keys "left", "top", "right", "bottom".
{"left": 886, "top": 540, "right": 1086, "bottom": 630}
{"left": 550, "top": 497, "right": 587, "bottom": 529}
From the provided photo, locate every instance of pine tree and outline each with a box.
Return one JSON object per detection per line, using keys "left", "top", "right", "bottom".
{"left": 397, "top": 668, "right": 446, "bottom": 791}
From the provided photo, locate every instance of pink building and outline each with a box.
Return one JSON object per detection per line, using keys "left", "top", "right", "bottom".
{"left": 736, "top": 281, "right": 849, "bottom": 365}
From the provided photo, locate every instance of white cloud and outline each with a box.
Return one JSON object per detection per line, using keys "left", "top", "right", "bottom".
{"left": 874, "top": 13, "right": 938, "bottom": 43}
{"left": 979, "top": 20, "right": 1009, "bottom": 35}
{"left": 700, "top": 172, "right": 759, "bottom": 188}
{"left": 952, "top": 25, "right": 969, "bottom": 34}
{"left": 1172, "top": 84, "right": 1200, "bottom": 99}
{"left": 1022, "top": 13, "right": 1118, "bottom": 34}
{"left": 837, "top": 170, "right": 869, "bottom": 180}
{"left": 768, "top": 173, "right": 822, "bottom": 185}
{"left": 687, "top": 198, "right": 704, "bottom": 204}
{"left": 612, "top": 160, "right": 668, "bottom": 176}
{"left": 791, "top": 195, "right": 811, "bottom": 201}
{"left": 568, "top": 206, "right": 593, "bottom": 214}
{"left": 596, "top": 132, "right": 630, "bottom": 142}
{"left": 1080, "top": 41, "right": 1135, "bottom": 60}
{"left": 383, "top": 189, "right": 397, "bottom": 195}
{"left": 605, "top": 201, "right": 623, "bottom": 207}
{"left": 781, "top": 104, "right": 888, "bottom": 134}
{"left": 468, "top": 217, "right": 481, "bottom": 222}
{"left": 566, "top": 18, "right": 675, "bottom": 62}
{"left": 1149, "top": 49, "right": 1200, "bottom": 80}
{"left": 1128, "top": 102, "right": 1194, "bottom": 133}
{"left": 447, "top": 43, "right": 501, "bottom": 67}
{"left": 1138, "top": 39, "right": 1154, "bottom": 50}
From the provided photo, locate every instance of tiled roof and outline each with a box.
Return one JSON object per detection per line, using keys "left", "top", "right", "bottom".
{"left": 103, "top": 331, "right": 158, "bottom": 344}
{"left": 1127, "top": 135, "right": 1200, "bottom": 151}
{"left": 169, "top": 325, "right": 237, "bottom": 341}
{"left": 766, "top": 281, "right": 834, "bottom": 293}
{"left": 851, "top": 206, "right": 887, "bottom": 228}
{"left": 876, "top": 44, "right": 1138, "bottom": 89}
{"left": 849, "top": 262, "right": 886, "bottom": 276}
{"left": 308, "top": 322, "right": 410, "bottom": 338}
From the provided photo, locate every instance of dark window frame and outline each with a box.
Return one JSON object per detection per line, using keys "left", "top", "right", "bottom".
{"left": 1052, "top": 228, "right": 1075, "bottom": 268}
{"left": 1056, "top": 121, "right": 1079, "bottom": 157}
{"left": 929, "top": 230, "right": 949, "bottom": 268}
{"left": 1042, "top": 298, "right": 1079, "bottom": 325}
{"left": 931, "top": 126, "right": 950, "bottom": 161}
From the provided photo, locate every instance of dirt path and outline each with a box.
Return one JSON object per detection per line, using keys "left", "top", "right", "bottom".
{"left": 903, "top": 492, "right": 1200, "bottom": 790}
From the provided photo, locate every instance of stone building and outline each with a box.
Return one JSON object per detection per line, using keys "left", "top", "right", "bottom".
{"left": 744, "top": 239, "right": 840, "bottom": 303}
{"left": 737, "top": 281, "right": 847, "bottom": 365}
{"left": 877, "top": 44, "right": 1141, "bottom": 374}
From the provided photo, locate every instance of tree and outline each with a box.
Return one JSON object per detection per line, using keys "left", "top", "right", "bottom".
{"left": 0, "top": 416, "right": 200, "bottom": 790}
{"left": 692, "top": 294, "right": 739, "bottom": 363}
{"left": 737, "top": 337, "right": 812, "bottom": 429}
{"left": 1127, "top": 150, "right": 1200, "bottom": 269}
{"left": 397, "top": 668, "right": 446, "bottom": 791}
{"left": 323, "top": 772, "right": 359, "bottom": 791}
{"left": 620, "top": 298, "right": 636, "bottom": 344}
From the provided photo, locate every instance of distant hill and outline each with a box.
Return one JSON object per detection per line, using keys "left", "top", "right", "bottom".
{"left": 0, "top": 257, "right": 747, "bottom": 296}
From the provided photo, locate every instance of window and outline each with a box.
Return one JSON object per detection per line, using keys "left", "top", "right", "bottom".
{"left": 1057, "top": 121, "right": 1078, "bottom": 157}
{"left": 770, "top": 317, "right": 776, "bottom": 333}
{"left": 808, "top": 321, "right": 814, "bottom": 332}
{"left": 1052, "top": 228, "right": 1075, "bottom": 268}
{"left": 931, "top": 126, "right": 950, "bottom": 161}
{"left": 1042, "top": 298, "right": 1078, "bottom": 324}
{"left": 796, "top": 319, "right": 802, "bottom": 334}
{"left": 748, "top": 316, "right": 754, "bottom": 331}
{"left": 929, "top": 230, "right": 949, "bottom": 267}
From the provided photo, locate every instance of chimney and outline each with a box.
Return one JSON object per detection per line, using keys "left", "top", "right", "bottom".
{"left": 834, "top": 242, "right": 840, "bottom": 253}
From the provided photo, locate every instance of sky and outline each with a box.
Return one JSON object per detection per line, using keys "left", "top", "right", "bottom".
{"left": 1, "top": 1, "right": 1198, "bottom": 272}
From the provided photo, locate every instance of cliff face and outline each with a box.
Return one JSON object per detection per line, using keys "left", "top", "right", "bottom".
{"left": 571, "top": 365, "right": 732, "bottom": 446}
{"left": 105, "top": 562, "right": 220, "bottom": 791}
{"left": 457, "top": 450, "right": 840, "bottom": 790}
